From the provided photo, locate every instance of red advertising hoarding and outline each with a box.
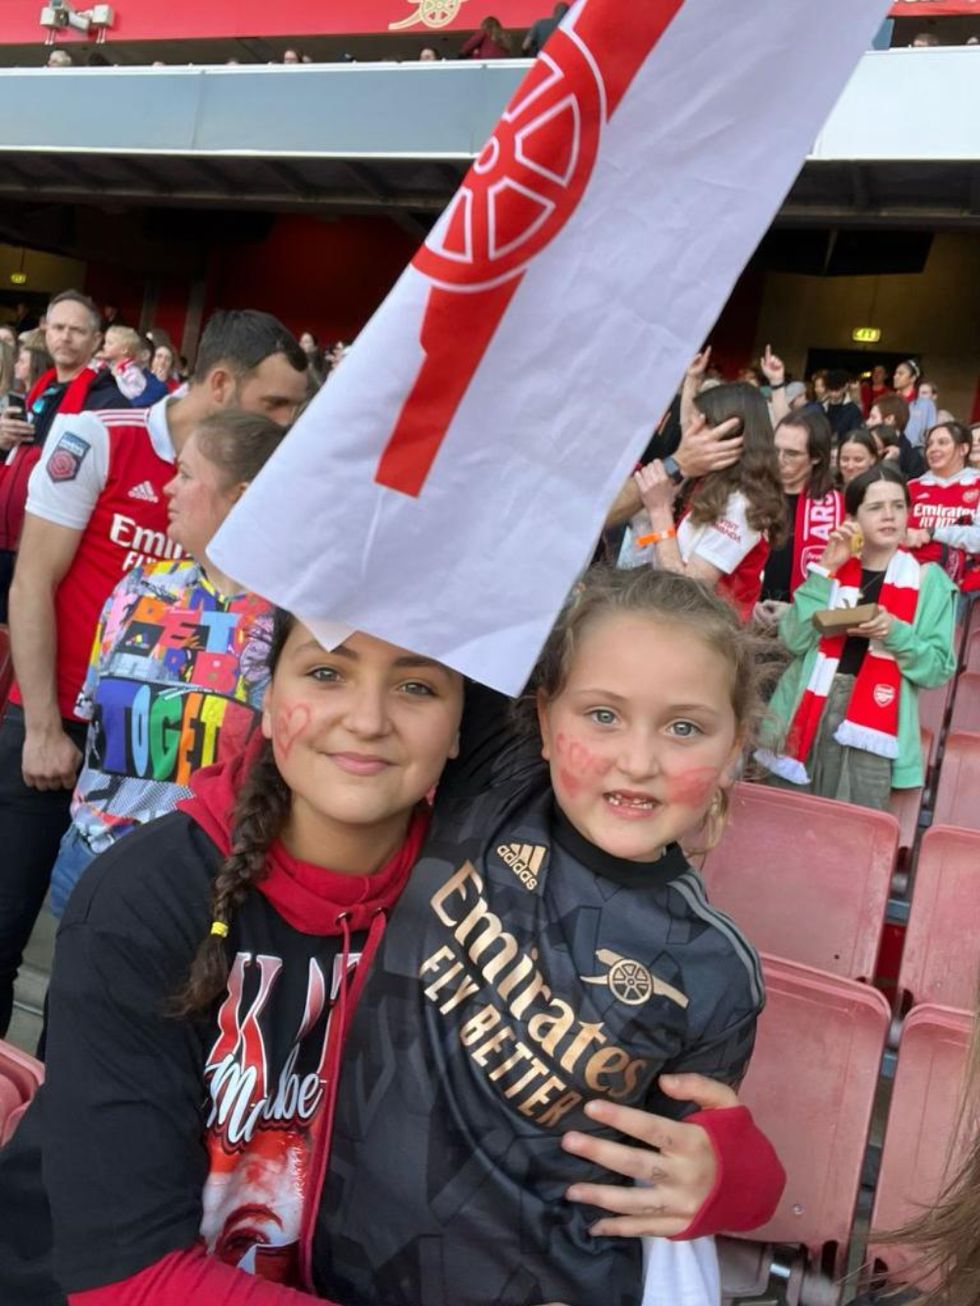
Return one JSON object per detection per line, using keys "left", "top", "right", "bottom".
{"left": 0, "top": 0, "right": 973, "bottom": 47}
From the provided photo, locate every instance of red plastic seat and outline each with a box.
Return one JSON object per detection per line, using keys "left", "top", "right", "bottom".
{"left": 866, "top": 1004, "right": 974, "bottom": 1291}
{"left": 733, "top": 956, "right": 891, "bottom": 1285}
{"left": 0, "top": 1038, "right": 43, "bottom": 1145}
{"left": 888, "top": 726, "right": 933, "bottom": 857}
{"left": 963, "top": 626, "right": 980, "bottom": 675}
{"left": 932, "top": 732, "right": 980, "bottom": 832}
{"left": 949, "top": 671, "right": 980, "bottom": 735}
{"left": 917, "top": 682, "right": 951, "bottom": 772}
{"left": 701, "top": 783, "right": 898, "bottom": 981}
{"left": 898, "top": 825, "right": 980, "bottom": 1014}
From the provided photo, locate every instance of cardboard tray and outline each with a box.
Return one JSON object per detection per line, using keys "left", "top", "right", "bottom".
{"left": 811, "top": 603, "right": 879, "bottom": 634}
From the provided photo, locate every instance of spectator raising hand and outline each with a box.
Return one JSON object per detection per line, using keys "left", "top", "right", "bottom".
{"left": 761, "top": 343, "right": 790, "bottom": 424}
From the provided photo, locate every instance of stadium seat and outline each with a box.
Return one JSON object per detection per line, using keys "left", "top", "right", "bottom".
{"left": 963, "top": 625, "right": 980, "bottom": 675}
{"left": 0, "top": 625, "right": 12, "bottom": 711}
{"left": 949, "top": 671, "right": 980, "bottom": 736}
{"left": 701, "top": 784, "right": 898, "bottom": 981}
{"left": 732, "top": 956, "right": 891, "bottom": 1289}
{"left": 888, "top": 726, "right": 933, "bottom": 858}
{"left": 865, "top": 1004, "right": 974, "bottom": 1293}
{"left": 932, "top": 732, "right": 980, "bottom": 832}
{"left": 917, "top": 682, "right": 951, "bottom": 773}
{"left": 0, "top": 1039, "right": 43, "bottom": 1146}
{"left": 898, "top": 825, "right": 980, "bottom": 1014}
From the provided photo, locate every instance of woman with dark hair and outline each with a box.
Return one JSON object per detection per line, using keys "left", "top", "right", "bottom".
{"left": 893, "top": 359, "right": 937, "bottom": 451}
{"left": 298, "top": 331, "right": 326, "bottom": 386}
{"left": 869, "top": 421, "right": 902, "bottom": 465}
{"left": 837, "top": 427, "right": 879, "bottom": 486}
{"left": 629, "top": 381, "right": 786, "bottom": 620}
{"left": 759, "top": 463, "right": 956, "bottom": 810}
{"left": 459, "top": 15, "right": 513, "bottom": 57}
{"left": 906, "top": 420, "right": 980, "bottom": 592}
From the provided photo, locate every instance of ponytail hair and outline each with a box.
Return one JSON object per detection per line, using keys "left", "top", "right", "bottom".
{"left": 171, "top": 610, "right": 296, "bottom": 1018}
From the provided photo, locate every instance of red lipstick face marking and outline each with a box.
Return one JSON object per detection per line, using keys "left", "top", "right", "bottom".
{"left": 664, "top": 766, "right": 720, "bottom": 808}
{"left": 273, "top": 703, "right": 312, "bottom": 760}
{"left": 555, "top": 731, "right": 614, "bottom": 780}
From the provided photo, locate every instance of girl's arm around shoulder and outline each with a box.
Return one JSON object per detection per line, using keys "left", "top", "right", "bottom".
{"left": 883, "top": 562, "right": 957, "bottom": 688}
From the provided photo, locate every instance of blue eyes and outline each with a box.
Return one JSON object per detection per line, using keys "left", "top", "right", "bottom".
{"left": 584, "top": 709, "right": 703, "bottom": 738}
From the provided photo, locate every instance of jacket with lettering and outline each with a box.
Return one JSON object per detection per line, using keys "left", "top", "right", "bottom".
{"left": 320, "top": 687, "right": 768, "bottom": 1306}
{"left": 12, "top": 398, "right": 182, "bottom": 720}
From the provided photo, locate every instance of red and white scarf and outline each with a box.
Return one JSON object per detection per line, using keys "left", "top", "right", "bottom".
{"left": 791, "top": 489, "right": 843, "bottom": 593}
{"left": 758, "top": 549, "right": 921, "bottom": 784}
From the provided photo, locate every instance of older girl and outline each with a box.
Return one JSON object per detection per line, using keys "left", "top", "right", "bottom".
{"left": 759, "top": 464, "right": 956, "bottom": 810}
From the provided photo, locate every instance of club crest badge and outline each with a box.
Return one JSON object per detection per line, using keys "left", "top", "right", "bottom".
{"left": 581, "top": 949, "right": 688, "bottom": 1009}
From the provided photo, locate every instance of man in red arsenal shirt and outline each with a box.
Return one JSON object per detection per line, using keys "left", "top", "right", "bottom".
{"left": 0, "top": 290, "right": 130, "bottom": 619}
{"left": 0, "top": 310, "right": 309, "bottom": 1036}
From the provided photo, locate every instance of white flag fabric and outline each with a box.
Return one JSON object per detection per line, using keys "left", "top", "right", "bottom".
{"left": 211, "top": 0, "right": 891, "bottom": 694}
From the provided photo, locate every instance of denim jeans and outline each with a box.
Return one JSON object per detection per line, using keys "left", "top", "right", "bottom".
{"left": 49, "top": 824, "right": 97, "bottom": 920}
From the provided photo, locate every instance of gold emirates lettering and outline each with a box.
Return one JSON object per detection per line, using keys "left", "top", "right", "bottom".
{"left": 425, "top": 862, "right": 648, "bottom": 1126}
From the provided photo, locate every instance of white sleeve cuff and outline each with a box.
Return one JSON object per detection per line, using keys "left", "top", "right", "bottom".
{"left": 806, "top": 562, "right": 832, "bottom": 579}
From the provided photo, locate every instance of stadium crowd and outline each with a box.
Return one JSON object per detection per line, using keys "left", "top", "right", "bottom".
{"left": 0, "top": 287, "right": 976, "bottom": 1305}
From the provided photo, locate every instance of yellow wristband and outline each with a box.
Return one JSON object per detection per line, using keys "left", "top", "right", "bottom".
{"left": 636, "top": 527, "right": 677, "bottom": 547}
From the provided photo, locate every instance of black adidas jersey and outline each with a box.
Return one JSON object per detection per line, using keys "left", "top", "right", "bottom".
{"left": 318, "top": 689, "right": 763, "bottom": 1306}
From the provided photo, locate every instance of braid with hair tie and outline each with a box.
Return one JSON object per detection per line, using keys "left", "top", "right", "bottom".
{"left": 171, "top": 738, "right": 290, "bottom": 1017}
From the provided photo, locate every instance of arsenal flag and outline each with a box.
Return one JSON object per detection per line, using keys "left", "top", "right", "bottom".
{"left": 212, "top": 0, "right": 892, "bottom": 695}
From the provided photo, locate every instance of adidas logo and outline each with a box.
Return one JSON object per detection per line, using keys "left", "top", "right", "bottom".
{"left": 497, "top": 842, "right": 546, "bottom": 891}
{"left": 127, "top": 481, "right": 159, "bottom": 503}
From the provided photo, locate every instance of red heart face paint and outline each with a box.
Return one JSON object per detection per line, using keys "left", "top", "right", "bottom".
{"left": 273, "top": 702, "right": 313, "bottom": 761}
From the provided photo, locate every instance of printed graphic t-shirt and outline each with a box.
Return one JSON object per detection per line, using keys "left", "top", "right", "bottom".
{"left": 70, "top": 558, "right": 273, "bottom": 854}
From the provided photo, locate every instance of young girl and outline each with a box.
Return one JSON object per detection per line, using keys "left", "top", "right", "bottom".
{"left": 758, "top": 464, "right": 956, "bottom": 810}
{"left": 319, "top": 567, "right": 778, "bottom": 1306}
{"left": 626, "top": 382, "right": 786, "bottom": 621}
{"left": 0, "top": 582, "right": 783, "bottom": 1305}
{"left": 907, "top": 421, "right": 980, "bottom": 593}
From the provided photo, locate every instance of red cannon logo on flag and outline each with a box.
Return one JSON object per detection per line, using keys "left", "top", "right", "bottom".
{"left": 375, "top": 0, "right": 684, "bottom": 496}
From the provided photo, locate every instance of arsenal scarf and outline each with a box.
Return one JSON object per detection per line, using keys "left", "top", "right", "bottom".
{"left": 0, "top": 366, "right": 103, "bottom": 552}
{"left": 758, "top": 549, "right": 921, "bottom": 785}
{"left": 791, "top": 489, "right": 844, "bottom": 593}
{"left": 25, "top": 364, "right": 101, "bottom": 420}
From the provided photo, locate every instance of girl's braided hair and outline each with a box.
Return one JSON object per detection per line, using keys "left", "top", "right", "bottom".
{"left": 171, "top": 609, "right": 296, "bottom": 1017}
